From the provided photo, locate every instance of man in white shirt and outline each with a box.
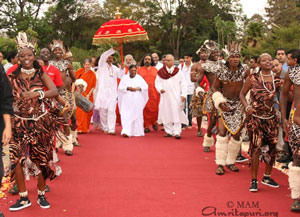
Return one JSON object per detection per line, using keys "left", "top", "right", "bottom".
{"left": 180, "top": 53, "right": 194, "bottom": 128}
{"left": 155, "top": 54, "right": 188, "bottom": 139}
{"left": 118, "top": 65, "right": 148, "bottom": 137}
{"left": 152, "top": 53, "right": 163, "bottom": 70}
{"left": 94, "top": 46, "right": 125, "bottom": 135}
{"left": 4, "top": 51, "right": 18, "bottom": 72}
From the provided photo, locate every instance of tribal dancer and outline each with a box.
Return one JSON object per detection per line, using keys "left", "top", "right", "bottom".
{"left": 192, "top": 40, "right": 220, "bottom": 152}
{"left": 190, "top": 45, "right": 208, "bottom": 137}
{"left": 280, "top": 49, "right": 300, "bottom": 212}
{"left": 212, "top": 42, "right": 249, "bottom": 175}
{"left": 8, "top": 32, "right": 63, "bottom": 211}
{"left": 241, "top": 53, "right": 280, "bottom": 192}
{"left": 49, "top": 40, "right": 77, "bottom": 156}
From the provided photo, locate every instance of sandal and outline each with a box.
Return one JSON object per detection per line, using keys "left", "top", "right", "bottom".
{"left": 197, "top": 131, "right": 203, "bottom": 137}
{"left": 122, "top": 134, "right": 129, "bottom": 138}
{"left": 226, "top": 164, "right": 239, "bottom": 172}
{"left": 291, "top": 199, "right": 300, "bottom": 212}
{"left": 216, "top": 165, "right": 225, "bottom": 175}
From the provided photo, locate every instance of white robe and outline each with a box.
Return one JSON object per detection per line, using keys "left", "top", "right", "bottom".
{"left": 94, "top": 48, "right": 125, "bottom": 112}
{"left": 118, "top": 74, "right": 149, "bottom": 137}
{"left": 155, "top": 68, "right": 188, "bottom": 126}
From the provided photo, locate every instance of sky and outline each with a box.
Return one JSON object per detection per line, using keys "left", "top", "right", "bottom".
{"left": 240, "top": 0, "right": 268, "bottom": 18}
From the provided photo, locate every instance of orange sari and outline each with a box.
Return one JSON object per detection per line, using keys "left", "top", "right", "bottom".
{"left": 138, "top": 66, "right": 160, "bottom": 127}
{"left": 75, "top": 68, "right": 97, "bottom": 133}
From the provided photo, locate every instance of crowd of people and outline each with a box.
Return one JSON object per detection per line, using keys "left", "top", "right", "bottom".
{"left": 0, "top": 32, "right": 300, "bottom": 216}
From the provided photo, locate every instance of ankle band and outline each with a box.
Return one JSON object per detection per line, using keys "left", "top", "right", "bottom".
{"left": 19, "top": 191, "right": 28, "bottom": 197}
{"left": 38, "top": 190, "right": 45, "bottom": 196}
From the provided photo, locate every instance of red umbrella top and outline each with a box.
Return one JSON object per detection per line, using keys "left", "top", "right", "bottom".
{"left": 92, "top": 9, "right": 148, "bottom": 45}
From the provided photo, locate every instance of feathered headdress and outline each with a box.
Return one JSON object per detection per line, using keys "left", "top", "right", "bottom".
{"left": 222, "top": 41, "right": 242, "bottom": 59}
{"left": 15, "top": 32, "right": 37, "bottom": 55}
{"left": 196, "top": 40, "right": 219, "bottom": 57}
{"left": 49, "top": 40, "right": 65, "bottom": 53}
{"left": 65, "top": 51, "right": 73, "bottom": 59}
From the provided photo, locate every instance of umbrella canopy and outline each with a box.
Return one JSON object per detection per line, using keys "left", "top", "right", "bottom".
{"left": 92, "top": 8, "right": 148, "bottom": 63}
{"left": 92, "top": 18, "right": 148, "bottom": 45}
{"left": 92, "top": 8, "right": 148, "bottom": 45}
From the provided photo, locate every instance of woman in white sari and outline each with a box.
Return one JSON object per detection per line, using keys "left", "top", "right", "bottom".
{"left": 118, "top": 65, "right": 148, "bottom": 137}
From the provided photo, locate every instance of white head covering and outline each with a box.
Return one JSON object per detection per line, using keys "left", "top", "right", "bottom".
{"left": 75, "top": 79, "right": 88, "bottom": 92}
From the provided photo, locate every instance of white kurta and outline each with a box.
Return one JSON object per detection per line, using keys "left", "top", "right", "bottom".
{"left": 118, "top": 74, "right": 149, "bottom": 137}
{"left": 180, "top": 63, "right": 194, "bottom": 95}
{"left": 155, "top": 68, "right": 188, "bottom": 129}
{"left": 155, "top": 62, "right": 163, "bottom": 71}
{"left": 94, "top": 48, "right": 125, "bottom": 112}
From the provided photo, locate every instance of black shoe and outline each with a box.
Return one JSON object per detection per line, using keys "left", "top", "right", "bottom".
{"left": 152, "top": 124, "right": 158, "bottom": 131}
{"left": 249, "top": 179, "right": 258, "bottom": 192}
{"left": 144, "top": 128, "right": 150, "bottom": 133}
{"left": 261, "top": 177, "right": 279, "bottom": 188}
{"left": 37, "top": 195, "right": 50, "bottom": 209}
{"left": 164, "top": 133, "right": 172, "bottom": 137}
{"left": 174, "top": 134, "right": 181, "bottom": 139}
{"left": 73, "top": 141, "right": 81, "bottom": 147}
{"left": 236, "top": 154, "right": 248, "bottom": 163}
{"left": 65, "top": 150, "right": 73, "bottom": 156}
{"left": 9, "top": 197, "right": 31, "bottom": 211}
{"left": 204, "top": 147, "right": 210, "bottom": 152}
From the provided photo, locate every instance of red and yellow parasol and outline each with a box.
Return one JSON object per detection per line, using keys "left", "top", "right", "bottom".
{"left": 92, "top": 7, "right": 149, "bottom": 63}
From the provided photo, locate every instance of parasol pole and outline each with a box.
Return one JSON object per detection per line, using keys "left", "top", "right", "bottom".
{"left": 120, "top": 42, "right": 124, "bottom": 64}
{"left": 115, "top": 7, "right": 124, "bottom": 64}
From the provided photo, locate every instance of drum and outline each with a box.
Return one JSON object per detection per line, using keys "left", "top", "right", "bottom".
{"left": 74, "top": 91, "right": 93, "bottom": 113}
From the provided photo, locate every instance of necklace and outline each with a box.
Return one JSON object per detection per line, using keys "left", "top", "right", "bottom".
{"left": 107, "top": 65, "right": 113, "bottom": 77}
{"left": 21, "top": 68, "right": 35, "bottom": 75}
{"left": 46, "top": 64, "right": 51, "bottom": 71}
{"left": 261, "top": 72, "right": 272, "bottom": 76}
{"left": 260, "top": 71, "right": 275, "bottom": 94}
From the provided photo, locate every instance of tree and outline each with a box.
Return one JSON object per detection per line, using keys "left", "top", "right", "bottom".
{"left": 0, "top": 0, "right": 52, "bottom": 36}
{"left": 265, "top": 0, "right": 300, "bottom": 27}
{"left": 40, "top": 0, "right": 102, "bottom": 49}
{"left": 214, "top": 15, "right": 237, "bottom": 48}
{"left": 242, "top": 23, "right": 300, "bottom": 57}
{"left": 244, "top": 22, "right": 265, "bottom": 48}
{"left": 0, "top": 35, "right": 17, "bottom": 58}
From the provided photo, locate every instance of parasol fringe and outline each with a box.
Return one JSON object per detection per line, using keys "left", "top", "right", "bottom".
{"left": 92, "top": 34, "right": 149, "bottom": 45}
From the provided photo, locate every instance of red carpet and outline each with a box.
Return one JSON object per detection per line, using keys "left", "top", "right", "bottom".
{"left": 0, "top": 126, "right": 299, "bottom": 217}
